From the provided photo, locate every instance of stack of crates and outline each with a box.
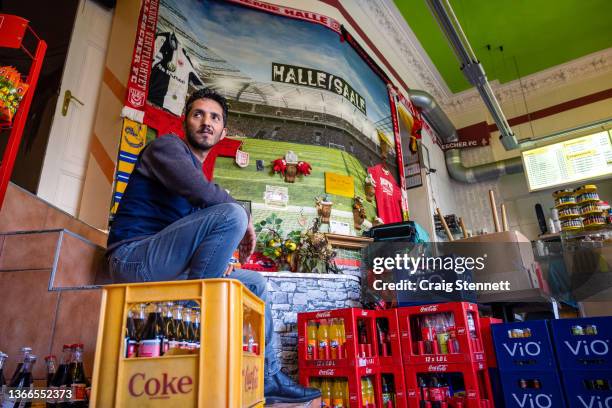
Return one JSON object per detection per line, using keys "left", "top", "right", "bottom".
{"left": 550, "top": 317, "right": 612, "bottom": 408}
{"left": 297, "top": 308, "right": 408, "bottom": 407}
{"left": 492, "top": 320, "right": 566, "bottom": 408}
{"left": 398, "top": 302, "right": 494, "bottom": 408}
{"left": 90, "top": 279, "right": 265, "bottom": 408}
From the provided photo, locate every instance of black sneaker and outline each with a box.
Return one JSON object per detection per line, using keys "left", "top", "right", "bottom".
{"left": 264, "top": 370, "right": 321, "bottom": 404}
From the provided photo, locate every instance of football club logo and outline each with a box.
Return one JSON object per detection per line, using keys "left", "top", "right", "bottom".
{"left": 128, "top": 88, "right": 145, "bottom": 108}
{"left": 235, "top": 149, "right": 249, "bottom": 168}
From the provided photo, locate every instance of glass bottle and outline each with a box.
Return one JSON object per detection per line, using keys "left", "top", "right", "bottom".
{"left": 6, "top": 354, "right": 36, "bottom": 408}
{"left": 138, "top": 303, "right": 164, "bottom": 357}
{"left": 68, "top": 344, "right": 89, "bottom": 407}
{"left": 173, "top": 304, "right": 186, "bottom": 350}
{"left": 9, "top": 347, "right": 31, "bottom": 385}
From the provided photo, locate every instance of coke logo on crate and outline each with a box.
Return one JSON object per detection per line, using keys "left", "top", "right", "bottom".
{"left": 467, "top": 389, "right": 477, "bottom": 398}
{"left": 428, "top": 364, "right": 448, "bottom": 372}
{"left": 511, "top": 392, "right": 554, "bottom": 408}
{"left": 128, "top": 372, "right": 193, "bottom": 398}
{"left": 563, "top": 338, "right": 610, "bottom": 356}
{"left": 318, "top": 368, "right": 336, "bottom": 376}
{"left": 408, "top": 389, "right": 417, "bottom": 397}
{"left": 420, "top": 305, "right": 439, "bottom": 313}
{"left": 243, "top": 364, "right": 259, "bottom": 392}
{"left": 365, "top": 367, "right": 373, "bottom": 375}
{"left": 503, "top": 341, "right": 542, "bottom": 357}
{"left": 457, "top": 327, "right": 466, "bottom": 335}
{"left": 575, "top": 395, "right": 612, "bottom": 408}
{"left": 315, "top": 311, "right": 332, "bottom": 318}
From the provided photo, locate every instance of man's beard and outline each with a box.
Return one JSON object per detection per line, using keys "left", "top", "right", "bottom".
{"left": 186, "top": 127, "right": 220, "bottom": 152}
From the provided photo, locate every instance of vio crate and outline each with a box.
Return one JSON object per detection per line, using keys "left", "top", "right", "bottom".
{"left": 90, "top": 279, "right": 265, "bottom": 408}
{"left": 298, "top": 308, "right": 379, "bottom": 369}
{"left": 488, "top": 367, "right": 506, "bottom": 408}
{"left": 560, "top": 369, "right": 612, "bottom": 408}
{"left": 404, "top": 361, "right": 494, "bottom": 408}
{"left": 397, "top": 302, "right": 486, "bottom": 365}
{"left": 550, "top": 316, "right": 612, "bottom": 371}
{"left": 299, "top": 365, "right": 379, "bottom": 408}
{"left": 499, "top": 370, "right": 566, "bottom": 408}
{"left": 375, "top": 309, "right": 403, "bottom": 367}
{"left": 480, "top": 317, "right": 502, "bottom": 368}
{"left": 491, "top": 320, "right": 557, "bottom": 372}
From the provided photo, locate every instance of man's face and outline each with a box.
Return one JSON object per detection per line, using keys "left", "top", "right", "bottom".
{"left": 184, "top": 98, "right": 226, "bottom": 153}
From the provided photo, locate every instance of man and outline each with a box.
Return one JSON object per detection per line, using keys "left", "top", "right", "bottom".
{"left": 107, "top": 88, "right": 320, "bottom": 404}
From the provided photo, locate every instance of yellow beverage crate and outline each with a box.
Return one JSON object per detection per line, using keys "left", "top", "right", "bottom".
{"left": 90, "top": 279, "right": 265, "bottom": 407}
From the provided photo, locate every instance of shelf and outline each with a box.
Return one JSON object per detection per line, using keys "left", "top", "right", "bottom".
{"left": 324, "top": 233, "right": 373, "bottom": 249}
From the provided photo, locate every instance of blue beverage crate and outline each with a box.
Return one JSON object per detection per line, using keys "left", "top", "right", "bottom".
{"left": 560, "top": 369, "right": 612, "bottom": 408}
{"left": 492, "top": 320, "right": 558, "bottom": 372}
{"left": 550, "top": 317, "right": 612, "bottom": 371}
{"left": 500, "top": 370, "right": 566, "bottom": 408}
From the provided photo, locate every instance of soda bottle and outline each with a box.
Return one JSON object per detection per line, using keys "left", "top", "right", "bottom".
{"left": 162, "top": 303, "right": 176, "bottom": 354}
{"left": 421, "top": 317, "right": 435, "bottom": 354}
{"left": 5, "top": 354, "right": 36, "bottom": 408}
{"left": 125, "top": 309, "right": 138, "bottom": 358}
{"left": 192, "top": 308, "right": 201, "bottom": 349}
{"left": 9, "top": 347, "right": 31, "bottom": 385}
{"left": 133, "top": 303, "right": 146, "bottom": 341}
{"left": 332, "top": 379, "right": 345, "bottom": 408}
{"left": 309, "top": 377, "right": 320, "bottom": 390}
{"left": 68, "top": 344, "right": 89, "bottom": 407}
{"left": 361, "top": 378, "right": 369, "bottom": 407}
{"left": 466, "top": 313, "right": 477, "bottom": 339}
{"left": 429, "top": 377, "right": 443, "bottom": 402}
{"left": 366, "top": 377, "right": 376, "bottom": 408}
{"left": 184, "top": 308, "right": 196, "bottom": 351}
{"left": 172, "top": 304, "right": 186, "bottom": 350}
{"left": 377, "top": 319, "right": 390, "bottom": 357}
{"left": 307, "top": 321, "right": 318, "bottom": 360}
{"left": 382, "top": 376, "right": 395, "bottom": 408}
{"left": 330, "top": 319, "right": 342, "bottom": 359}
{"left": 358, "top": 320, "right": 368, "bottom": 344}
{"left": 138, "top": 303, "right": 164, "bottom": 357}
{"left": 44, "top": 355, "right": 57, "bottom": 387}
{"left": 49, "top": 344, "right": 72, "bottom": 408}
{"left": 317, "top": 319, "right": 330, "bottom": 360}
{"left": 339, "top": 319, "right": 347, "bottom": 358}
{"left": 246, "top": 322, "right": 255, "bottom": 353}
{"left": 321, "top": 379, "right": 332, "bottom": 408}
{"left": 436, "top": 325, "right": 449, "bottom": 355}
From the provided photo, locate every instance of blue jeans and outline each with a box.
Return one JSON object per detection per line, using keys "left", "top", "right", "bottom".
{"left": 108, "top": 203, "right": 280, "bottom": 377}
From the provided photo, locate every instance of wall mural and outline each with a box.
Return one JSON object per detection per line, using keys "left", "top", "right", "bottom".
{"left": 113, "top": 0, "right": 417, "bottom": 235}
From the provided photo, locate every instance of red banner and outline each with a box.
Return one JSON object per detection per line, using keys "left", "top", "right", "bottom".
{"left": 387, "top": 86, "right": 405, "bottom": 190}
{"left": 226, "top": 0, "right": 341, "bottom": 33}
{"left": 123, "top": 0, "right": 159, "bottom": 120}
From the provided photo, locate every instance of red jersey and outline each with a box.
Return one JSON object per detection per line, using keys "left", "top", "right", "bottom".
{"left": 368, "top": 164, "right": 403, "bottom": 224}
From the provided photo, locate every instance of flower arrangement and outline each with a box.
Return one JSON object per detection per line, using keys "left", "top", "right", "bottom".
{"left": 254, "top": 213, "right": 337, "bottom": 273}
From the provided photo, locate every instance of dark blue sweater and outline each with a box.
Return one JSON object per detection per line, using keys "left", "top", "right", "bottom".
{"left": 107, "top": 135, "right": 237, "bottom": 251}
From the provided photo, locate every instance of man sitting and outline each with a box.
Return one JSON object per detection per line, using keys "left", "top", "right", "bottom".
{"left": 107, "top": 88, "right": 320, "bottom": 404}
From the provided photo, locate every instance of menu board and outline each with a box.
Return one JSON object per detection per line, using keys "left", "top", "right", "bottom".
{"left": 522, "top": 131, "right": 612, "bottom": 191}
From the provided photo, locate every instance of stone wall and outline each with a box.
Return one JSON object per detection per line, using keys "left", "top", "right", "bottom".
{"left": 260, "top": 272, "right": 362, "bottom": 378}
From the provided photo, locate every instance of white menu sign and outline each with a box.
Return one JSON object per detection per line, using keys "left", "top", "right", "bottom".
{"left": 522, "top": 131, "right": 612, "bottom": 191}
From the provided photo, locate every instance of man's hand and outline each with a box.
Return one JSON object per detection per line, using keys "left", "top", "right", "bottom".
{"left": 239, "top": 218, "right": 256, "bottom": 264}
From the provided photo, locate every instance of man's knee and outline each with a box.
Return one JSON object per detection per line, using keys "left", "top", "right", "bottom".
{"left": 220, "top": 202, "right": 248, "bottom": 231}
{"left": 233, "top": 269, "right": 268, "bottom": 299}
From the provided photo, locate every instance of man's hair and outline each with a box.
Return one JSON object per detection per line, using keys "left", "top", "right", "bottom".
{"left": 184, "top": 88, "right": 228, "bottom": 126}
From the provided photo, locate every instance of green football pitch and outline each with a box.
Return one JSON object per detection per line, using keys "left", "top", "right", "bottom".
{"left": 214, "top": 138, "right": 377, "bottom": 218}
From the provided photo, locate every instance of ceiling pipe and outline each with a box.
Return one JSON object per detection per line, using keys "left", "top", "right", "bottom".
{"left": 424, "top": 0, "right": 519, "bottom": 150}
{"left": 408, "top": 89, "right": 523, "bottom": 182}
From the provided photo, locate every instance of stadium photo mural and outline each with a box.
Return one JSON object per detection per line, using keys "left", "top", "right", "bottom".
{"left": 115, "top": 0, "right": 404, "bottom": 238}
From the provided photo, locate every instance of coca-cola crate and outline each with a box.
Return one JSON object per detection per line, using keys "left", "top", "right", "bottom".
{"left": 560, "top": 369, "right": 612, "bottom": 408}
{"left": 404, "top": 361, "right": 495, "bottom": 408}
{"left": 376, "top": 309, "right": 403, "bottom": 367}
{"left": 550, "top": 316, "right": 612, "bottom": 371}
{"left": 398, "top": 302, "right": 486, "bottom": 365}
{"left": 90, "top": 279, "right": 265, "bottom": 408}
{"left": 299, "top": 365, "right": 379, "bottom": 407}
{"left": 491, "top": 320, "right": 557, "bottom": 372}
{"left": 378, "top": 365, "right": 408, "bottom": 408}
{"left": 499, "top": 369, "right": 566, "bottom": 408}
{"left": 480, "top": 317, "right": 502, "bottom": 368}
{"left": 298, "top": 308, "right": 379, "bottom": 369}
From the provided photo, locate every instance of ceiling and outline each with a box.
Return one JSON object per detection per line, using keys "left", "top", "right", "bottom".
{"left": 394, "top": 0, "right": 612, "bottom": 93}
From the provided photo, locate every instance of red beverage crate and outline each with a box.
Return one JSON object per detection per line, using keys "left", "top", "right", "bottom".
{"left": 298, "top": 308, "right": 379, "bottom": 369}
{"left": 479, "top": 317, "right": 502, "bottom": 368}
{"left": 398, "top": 302, "right": 486, "bottom": 365}
{"left": 299, "top": 365, "right": 379, "bottom": 408}
{"left": 404, "top": 361, "right": 495, "bottom": 408}
{"left": 376, "top": 309, "right": 403, "bottom": 366}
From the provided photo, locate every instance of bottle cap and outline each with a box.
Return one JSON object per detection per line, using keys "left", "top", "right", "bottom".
{"left": 44, "top": 355, "right": 56, "bottom": 361}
